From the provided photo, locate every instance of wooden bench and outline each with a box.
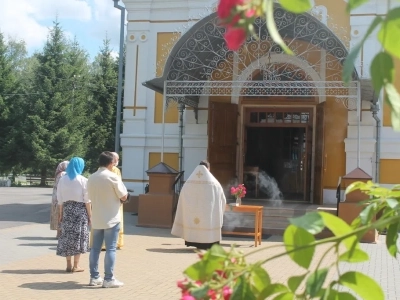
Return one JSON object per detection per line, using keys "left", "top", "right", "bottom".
{"left": 222, "top": 204, "right": 263, "bottom": 247}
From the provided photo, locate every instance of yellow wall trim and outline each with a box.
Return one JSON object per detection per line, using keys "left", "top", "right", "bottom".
{"left": 149, "top": 152, "right": 179, "bottom": 171}
{"left": 154, "top": 32, "right": 179, "bottom": 123}
{"left": 380, "top": 159, "right": 400, "bottom": 184}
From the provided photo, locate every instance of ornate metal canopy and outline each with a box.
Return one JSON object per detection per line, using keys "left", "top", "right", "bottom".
{"left": 142, "top": 5, "right": 374, "bottom": 109}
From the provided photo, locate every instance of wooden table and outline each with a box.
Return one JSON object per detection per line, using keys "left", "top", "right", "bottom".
{"left": 222, "top": 204, "right": 263, "bottom": 247}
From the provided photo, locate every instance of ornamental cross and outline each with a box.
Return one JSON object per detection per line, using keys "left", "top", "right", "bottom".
{"left": 196, "top": 171, "right": 203, "bottom": 178}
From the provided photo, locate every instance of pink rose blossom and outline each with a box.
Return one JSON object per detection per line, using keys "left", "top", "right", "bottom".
{"left": 245, "top": 9, "right": 256, "bottom": 18}
{"left": 223, "top": 286, "right": 233, "bottom": 300}
{"left": 181, "top": 292, "right": 195, "bottom": 300}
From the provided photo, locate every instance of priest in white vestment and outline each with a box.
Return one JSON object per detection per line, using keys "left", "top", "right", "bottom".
{"left": 171, "top": 161, "right": 227, "bottom": 250}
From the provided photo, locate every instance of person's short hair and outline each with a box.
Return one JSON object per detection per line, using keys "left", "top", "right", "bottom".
{"left": 199, "top": 160, "right": 210, "bottom": 169}
{"left": 99, "top": 151, "right": 114, "bottom": 167}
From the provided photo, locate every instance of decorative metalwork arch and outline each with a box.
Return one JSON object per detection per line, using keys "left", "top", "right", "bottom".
{"left": 143, "top": 4, "right": 368, "bottom": 109}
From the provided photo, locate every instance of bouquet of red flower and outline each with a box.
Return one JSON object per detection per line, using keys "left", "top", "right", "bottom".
{"left": 230, "top": 184, "right": 246, "bottom": 198}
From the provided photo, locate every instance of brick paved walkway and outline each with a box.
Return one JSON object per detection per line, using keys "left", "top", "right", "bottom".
{"left": 0, "top": 188, "right": 399, "bottom": 299}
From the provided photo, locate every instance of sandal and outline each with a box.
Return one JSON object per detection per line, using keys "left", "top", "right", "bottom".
{"left": 72, "top": 267, "right": 84, "bottom": 273}
{"left": 66, "top": 267, "right": 72, "bottom": 272}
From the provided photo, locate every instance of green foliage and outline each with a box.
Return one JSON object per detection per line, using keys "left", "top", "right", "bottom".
{"left": 25, "top": 21, "right": 90, "bottom": 183}
{"left": 84, "top": 38, "right": 119, "bottom": 172}
{"left": 339, "top": 271, "right": 384, "bottom": 300}
{"left": 0, "top": 32, "right": 27, "bottom": 174}
{"left": 378, "top": 8, "right": 400, "bottom": 60}
{"left": 342, "top": 16, "right": 383, "bottom": 83}
{"left": 370, "top": 52, "right": 394, "bottom": 94}
{"left": 305, "top": 268, "right": 328, "bottom": 298}
{"left": 279, "top": 0, "right": 312, "bottom": 14}
{"left": 179, "top": 181, "right": 400, "bottom": 299}
{"left": 284, "top": 225, "right": 315, "bottom": 269}
{"left": 265, "top": 0, "right": 293, "bottom": 55}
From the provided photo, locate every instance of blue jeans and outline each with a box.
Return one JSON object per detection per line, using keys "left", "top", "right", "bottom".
{"left": 89, "top": 222, "right": 120, "bottom": 281}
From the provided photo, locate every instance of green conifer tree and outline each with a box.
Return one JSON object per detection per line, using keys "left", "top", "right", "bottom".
{"left": 85, "top": 38, "right": 118, "bottom": 172}
{"left": 22, "top": 21, "right": 90, "bottom": 185}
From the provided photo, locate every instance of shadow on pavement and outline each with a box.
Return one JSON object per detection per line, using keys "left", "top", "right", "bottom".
{"left": 17, "top": 243, "right": 58, "bottom": 247}
{"left": 146, "top": 248, "right": 196, "bottom": 254}
{"left": 19, "top": 281, "right": 86, "bottom": 290}
{"left": 0, "top": 203, "right": 49, "bottom": 224}
{"left": 2, "top": 269, "right": 65, "bottom": 275}
{"left": 15, "top": 236, "right": 57, "bottom": 241}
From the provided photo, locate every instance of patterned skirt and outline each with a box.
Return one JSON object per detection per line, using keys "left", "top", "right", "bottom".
{"left": 56, "top": 201, "right": 89, "bottom": 257}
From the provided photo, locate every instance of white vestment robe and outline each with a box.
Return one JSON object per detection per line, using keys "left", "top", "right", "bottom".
{"left": 171, "top": 165, "right": 227, "bottom": 246}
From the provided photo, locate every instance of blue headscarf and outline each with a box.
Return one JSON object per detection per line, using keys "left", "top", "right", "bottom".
{"left": 66, "top": 157, "right": 85, "bottom": 180}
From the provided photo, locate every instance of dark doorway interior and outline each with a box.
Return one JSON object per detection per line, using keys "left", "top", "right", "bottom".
{"left": 245, "top": 127, "right": 306, "bottom": 200}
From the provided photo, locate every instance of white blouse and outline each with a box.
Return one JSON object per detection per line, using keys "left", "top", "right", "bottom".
{"left": 57, "top": 174, "right": 90, "bottom": 204}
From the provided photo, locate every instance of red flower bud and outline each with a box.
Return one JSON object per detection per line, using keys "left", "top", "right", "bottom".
{"left": 223, "top": 286, "right": 233, "bottom": 300}
{"left": 245, "top": 9, "right": 256, "bottom": 18}
{"left": 217, "top": 0, "right": 244, "bottom": 19}
{"left": 207, "top": 289, "right": 217, "bottom": 300}
{"left": 177, "top": 279, "right": 188, "bottom": 291}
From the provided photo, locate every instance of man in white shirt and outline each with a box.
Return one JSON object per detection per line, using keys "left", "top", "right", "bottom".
{"left": 87, "top": 151, "right": 128, "bottom": 288}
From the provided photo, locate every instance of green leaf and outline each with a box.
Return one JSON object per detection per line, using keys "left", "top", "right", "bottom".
{"left": 359, "top": 203, "right": 377, "bottom": 225}
{"left": 319, "top": 212, "right": 358, "bottom": 250}
{"left": 273, "top": 292, "right": 295, "bottom": 300}
{"left": 231, "top": 276, "right": 257, "bottom": 300}
{"left": 384, "top": 82, "right": 400, "bottom": 131}
{"left": 345, "top": 181, "right": 367, "bottom": 194}
{"left": 339, "top": 248, "right": 369, "bottom": 263}
{"left": 386, "top": 222, "right": 399, "bottom": 257}
{"left": 259, "top": 284, "right": 289, "bottom": 299}
{"left": 251, "top": 266, "right": 271, "bottom": 293}
{"left": 343, "top": 16, "right": 383, "bottom": 83}
{"left": 346, "top": 0, "right": 369, "bottom": 13}
{"left": 191, "top": 284, "right": 209, "bottom": 299}
{"left": 325, "top": 290, "right": 358, "bottom": 300}
{"left": 279, "top": 0, "right": 312, "bottom": 13}
{"left": 184, "top": 261, "right": 205, "bottom": 281}
{"left": 284, "top": 225, "right": 315, "bottom": 269}
{"left": 306, "top": 268, "right": 329, "bottom": 298}
{"left": 378, "top": 8, "right": 400, "bottom": 60}
{"left": 184, "top": 244, "right": 227, "bottom": 281}
{"left": 350, "top": 216, "right": 362, "bottom": 229}
{"left": 288, "top": 274, "right": 307, "bottom": 293}
{"left": 266, "top": 0, "right": 293, "bottom": 55}
{"left": 387, "top": 198, "right": 399, "bottom": 209}
{"left": 339, "top": 271, "right": 384, "bottom": 300}
{"left": 370, "top": 52, "right": 394, "bottom": 94}
{"left": 289, "top": 212, "right": 325, "bottom": 234}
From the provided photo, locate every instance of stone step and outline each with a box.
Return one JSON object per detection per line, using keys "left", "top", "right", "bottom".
{"left": 223, "top": 206, "right": 338, "bottom": 234}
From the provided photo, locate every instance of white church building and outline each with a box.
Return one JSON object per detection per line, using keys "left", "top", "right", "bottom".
{"left": 120, "top": 0, "right": 400, "bottom": 205}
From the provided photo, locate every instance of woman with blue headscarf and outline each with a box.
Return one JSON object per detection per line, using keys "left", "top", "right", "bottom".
{"left": 56, "top": 157, "right": 91, "bottom": 272}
